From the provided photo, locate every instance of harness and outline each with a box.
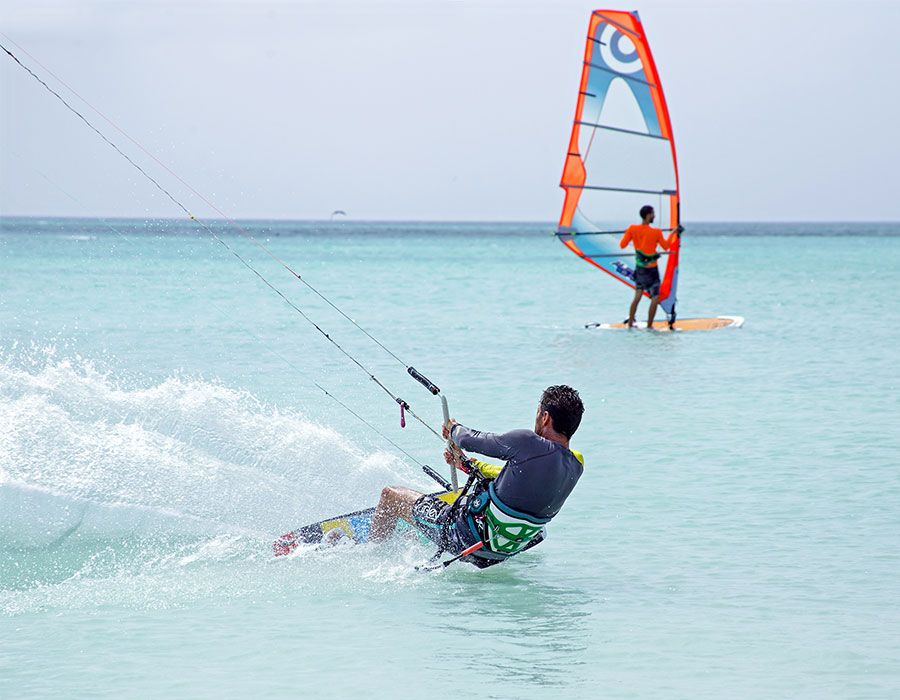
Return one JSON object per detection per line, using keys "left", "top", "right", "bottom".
{"left": 635, "top": 249, "right": 660, "bottom": 267}
{"left": 465, "top": 481, "right": 550, "bottom": 559}
{"left": 432, "top": 459, "right": 548, "bottom": 566}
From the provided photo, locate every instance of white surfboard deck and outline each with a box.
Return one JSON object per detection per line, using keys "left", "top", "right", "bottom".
{"left": 586, "top": 316, "right": 744, "bottom": 331}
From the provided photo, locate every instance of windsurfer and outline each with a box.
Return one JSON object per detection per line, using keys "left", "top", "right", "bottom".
{"left": 368, "top": 385, "right": 585, "bottom": 567}
{"left": 620, "top": 205, "right": 682, "bottom": 329}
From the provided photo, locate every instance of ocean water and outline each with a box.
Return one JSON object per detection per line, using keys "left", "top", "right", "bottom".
{"left": 1, "top": 217, "right": 898, "bottom": 699}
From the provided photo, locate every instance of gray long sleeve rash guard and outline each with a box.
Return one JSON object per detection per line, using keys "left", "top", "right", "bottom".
{"left": 450, "top": 425, "right": 584, "bottom": 519}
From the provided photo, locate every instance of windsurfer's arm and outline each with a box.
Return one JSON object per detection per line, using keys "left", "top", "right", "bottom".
{"left": 619, "top": 227, "right": 633, "bottom": 249}
{"left": 663, "top": 227, "right": 682, "bottom": 248}
{"left": 658, "top": 228, "right": 673, "bottom": 251}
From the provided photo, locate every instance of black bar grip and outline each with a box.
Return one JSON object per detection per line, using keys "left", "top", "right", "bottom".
{"left": 422, "top": 465, "right": 451, "bottom": 490}
{"left": 408, "top": 367, "right": 440, "bottom": 395}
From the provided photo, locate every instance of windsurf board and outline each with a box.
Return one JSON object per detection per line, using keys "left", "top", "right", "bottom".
{"left": 586, "top": 316, "right": 744, "bottom": 331}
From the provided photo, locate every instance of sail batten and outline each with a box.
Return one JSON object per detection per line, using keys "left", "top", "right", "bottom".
{"left": 583, "top": 251, "right": 672, "bottom": 259}
{"left": 564, "top": 185, "right": 674, "bottom": 195}
{"left": 575, "top": 121, "right": 670, "bottom": 141}
{"left": 583, "top": 62, "right": 659, "bottom": 87}
{"left": 592, "top": 11, "right": 643, "bottom": 36}
{"left": 557, "top": 9, "right": 681, "bottom": 318}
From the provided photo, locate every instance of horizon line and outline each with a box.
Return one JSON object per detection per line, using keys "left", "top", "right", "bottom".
{"left": 3, "top": 215, "right": 900, "bottom": 226}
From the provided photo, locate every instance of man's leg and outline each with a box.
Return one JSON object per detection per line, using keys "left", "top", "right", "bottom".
{"left": 647, "top": 295, "right": 659, "bottom": 328}
{"left": 369, "top": 486, "right": 423, "bottom": 542}
{"left": 627, "top": 288, "right": 643, "bottom": 327}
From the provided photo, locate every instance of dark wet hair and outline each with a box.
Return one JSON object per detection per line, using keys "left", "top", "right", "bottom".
{"left": 640, "top": 205, "right": 654, "bottom": 219}
{"left": 540, "top": 385, "right": 584, "bottom": 439}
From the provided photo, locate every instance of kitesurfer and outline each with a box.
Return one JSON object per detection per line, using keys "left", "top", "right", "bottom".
{"left": 368, "top": 385, "right": 585, "bottom": 568}
{"left": 620, "top": 205, "right": 682, "bottom": 329}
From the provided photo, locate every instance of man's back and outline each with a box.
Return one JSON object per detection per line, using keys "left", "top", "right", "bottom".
{"left": 621, "top": 223, "right": 671, "bottom": 265}
{"left": 451, "top": 427, "right": 584, "bottom": 519}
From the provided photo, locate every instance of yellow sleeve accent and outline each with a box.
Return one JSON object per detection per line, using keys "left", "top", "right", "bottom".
{"left": 471, "top": 459, "right": 502, "bottom": 479}
{"left": 472, "top": 451, "right": 583, "bottom": 476}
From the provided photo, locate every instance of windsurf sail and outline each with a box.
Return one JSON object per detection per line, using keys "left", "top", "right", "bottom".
{"left": 556, "top": 10, "right": 681, "bottom": 319}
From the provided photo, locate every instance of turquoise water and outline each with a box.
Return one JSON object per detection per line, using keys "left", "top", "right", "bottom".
{"left": 2, "top": 218, "right": 899, "bottom": 698}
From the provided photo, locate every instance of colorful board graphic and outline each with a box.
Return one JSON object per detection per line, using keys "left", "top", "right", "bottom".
{"left": 273, "top": 490, "right": 461, "bottom": 557}
{"left": 556, "top": 10, "right": 680, "bottom": 318}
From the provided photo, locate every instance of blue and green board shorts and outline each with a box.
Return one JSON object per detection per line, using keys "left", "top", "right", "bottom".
{"left": 411, "top": 494, "right": 458, "bottom": 552}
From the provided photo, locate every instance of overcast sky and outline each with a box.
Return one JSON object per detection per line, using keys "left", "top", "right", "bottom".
{"left": 2, "top": 0, "right": 898, "bottom": 222}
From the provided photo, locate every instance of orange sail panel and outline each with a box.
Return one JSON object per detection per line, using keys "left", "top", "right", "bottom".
{"left": 556, "top": 10, "right": 680, "bottom": 317}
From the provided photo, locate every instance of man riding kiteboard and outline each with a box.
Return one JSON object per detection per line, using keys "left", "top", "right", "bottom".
{"left": 369, "top": 385, "right": 585, "bottom": 568}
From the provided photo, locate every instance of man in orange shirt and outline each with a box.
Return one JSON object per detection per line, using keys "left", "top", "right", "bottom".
{"left": 619, "top": 205, "right": 681, "bottom": 329}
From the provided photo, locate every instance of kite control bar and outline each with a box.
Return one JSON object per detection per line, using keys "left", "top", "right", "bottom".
{"left": 422, "top": 465, "right": 452, "bottom": 491}
{"left": 439, "top": 393, "right": 457, "bottom": 491}
{"left": 407, "top": 367, "right": 440, "bottom": 395}
{"left": 407, "top": 366, "right": 458, "bottom": 491}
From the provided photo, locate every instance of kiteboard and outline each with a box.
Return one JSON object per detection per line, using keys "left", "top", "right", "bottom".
{"left": 273, "top": 489, "right": 460, "bottom": 556}
{"left": 273, "top": 486, "right": 548, "bottom": 563}
{"left": 586, "top": 315, "right": 744, "bottom": 331}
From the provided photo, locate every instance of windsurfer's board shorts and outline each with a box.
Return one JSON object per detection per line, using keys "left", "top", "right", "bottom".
{"left": 634, "top": 265, "right": 661, "bottom": 297}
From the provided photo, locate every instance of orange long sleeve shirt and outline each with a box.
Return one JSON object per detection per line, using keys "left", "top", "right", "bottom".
{"left": 619, "top": 224, "right": 676, "bottom": 268}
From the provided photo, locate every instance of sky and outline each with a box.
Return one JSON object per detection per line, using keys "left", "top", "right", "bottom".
{"left": 1, "top": 0, "right": 898, "bottom": 222}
